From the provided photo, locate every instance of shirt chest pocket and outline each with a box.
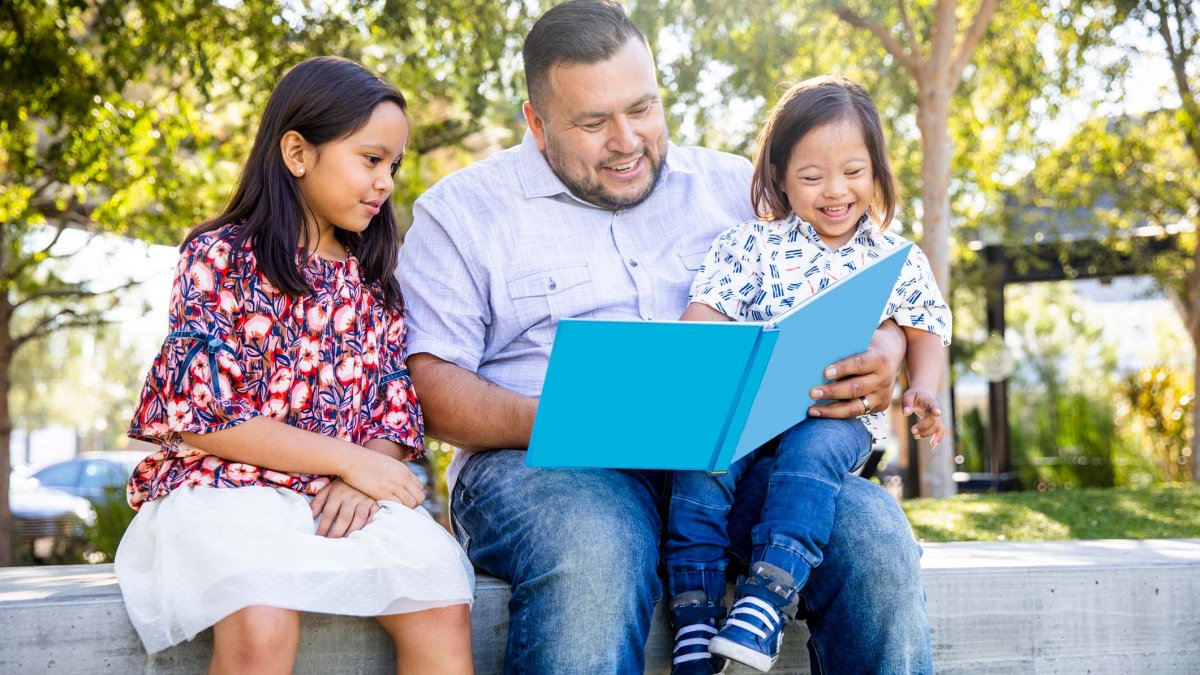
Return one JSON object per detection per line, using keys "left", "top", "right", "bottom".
{"left": 678, "top": 249, "right": 708, "bottom": 272}
{"left": 505, "top": 263, "right": 594, "bottom": 345}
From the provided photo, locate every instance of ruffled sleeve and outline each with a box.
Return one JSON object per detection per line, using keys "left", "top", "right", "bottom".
{"left": 128, "top": 234, "right": 262, "bottom": 444}
{"left": 687, "top": 222, "right": 763, "bottom": 320}
{"left": 361, "top": 308, "right": 425, "bottom": 458}
{"left": 882, "top": 244, "right": 953, "bottom": 345}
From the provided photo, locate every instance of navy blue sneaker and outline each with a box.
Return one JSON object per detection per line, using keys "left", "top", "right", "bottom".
{"left": 669, "top": 591, "right": 727, "bottom": 675}
{"left": 707, "top": 562, "right": 800, "bottom": 672}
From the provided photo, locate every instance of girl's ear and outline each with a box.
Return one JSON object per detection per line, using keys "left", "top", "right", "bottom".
{"left": 280, "top": 130, "right": 310, "bottom": 178}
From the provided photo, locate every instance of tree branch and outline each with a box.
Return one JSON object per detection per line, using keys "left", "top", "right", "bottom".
{"left": 11, "top": 277, "right": 141, "bottom": 311}
{"left": 928, "top": 0, "right": 958, "bottom": 82}
{"left": 9, "top": 223, "right": 70, "bottom": 278}
{"left": 9, "top": 308, "right": 92, "bottom": 356}
{"left": 830, "top": 2, "right": 922, "bottom": 79}
{"left": 950, "top": 0, "right": 1002, "bottom": 82}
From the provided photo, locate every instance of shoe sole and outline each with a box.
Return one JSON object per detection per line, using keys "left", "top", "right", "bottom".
{"left": 708, "top": 635, "right": 777, "bottom": 672}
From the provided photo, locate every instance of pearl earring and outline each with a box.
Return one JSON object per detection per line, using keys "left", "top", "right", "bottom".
{"left": 296, "top": 168, "right": 305, "bottom": 177}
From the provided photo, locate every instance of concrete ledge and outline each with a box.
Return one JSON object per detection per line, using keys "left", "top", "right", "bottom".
{"left": 1, "top": 539, "right": 1198, "bottom": 674}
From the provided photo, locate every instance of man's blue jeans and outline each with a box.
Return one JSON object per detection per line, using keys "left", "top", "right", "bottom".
{"left": 450, "top": 447, "right": 932, "bottom": 674}
{"left": 666, "top": 417, "right": 873, "bottom": 601}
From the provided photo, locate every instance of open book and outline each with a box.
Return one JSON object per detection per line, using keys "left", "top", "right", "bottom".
{"left": 526, "top": 242, "right": 913, "bottom": 472}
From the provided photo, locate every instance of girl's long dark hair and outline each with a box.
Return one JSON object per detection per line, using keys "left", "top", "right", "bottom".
{"left": 184, "top": 56, "right": 407, "bottom": 311}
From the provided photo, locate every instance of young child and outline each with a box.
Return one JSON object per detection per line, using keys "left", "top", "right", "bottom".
{"left": 665, "top": 75, "right": 951, "bottom": 674}
{"left": 116, "top": 56, "right": 475, "bottom": 674}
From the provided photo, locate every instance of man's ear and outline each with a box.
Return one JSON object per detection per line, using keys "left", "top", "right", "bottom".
{"left": 523, "top": 101, "right": 548, "bottom": 153}
{"left": 280, "top": 130, "right": 311, "bottom": 177}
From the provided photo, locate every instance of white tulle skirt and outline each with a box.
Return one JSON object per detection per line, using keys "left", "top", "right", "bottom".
{"left": 115, "top": 486, "right": 474, "bottom": 654}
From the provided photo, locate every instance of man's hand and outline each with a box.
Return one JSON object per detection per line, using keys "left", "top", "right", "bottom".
{"left": 807, "top": 321, "right": 905, "bottom": 419}
{"left": 311, "top": 478, "right": 379, "bottom": 538}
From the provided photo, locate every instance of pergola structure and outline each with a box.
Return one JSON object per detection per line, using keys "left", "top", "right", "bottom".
{"left": 975, "top": 229, "right": 1183, "bottom": 489}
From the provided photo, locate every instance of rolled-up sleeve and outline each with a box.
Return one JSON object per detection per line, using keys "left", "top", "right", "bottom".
{"left": 883, "top": 245, "right": 952, "bottom": 345}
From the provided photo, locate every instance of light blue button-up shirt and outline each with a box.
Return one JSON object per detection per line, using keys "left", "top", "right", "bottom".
{"left": 396, "top": 131, "right": 754, "bottom": 486}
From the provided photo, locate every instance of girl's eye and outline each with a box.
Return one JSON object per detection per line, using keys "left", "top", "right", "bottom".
{"left": 802, "top": 177, "right": 820, "bottom": 183}
{"left": 847, "top": 169, "right": 864, "bottom": 176}
{"left": 390, "top": 161, "right": 402, "bottom": 176}
{"left": 366, "top": 155, "right": 382, "bottom": 166}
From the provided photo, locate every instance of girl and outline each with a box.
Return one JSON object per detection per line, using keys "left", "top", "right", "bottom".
{"left": 117, "top": 56, "right": 474, "bottom": 674}
{"left": 665, "top": 76, "right": 950, "bottom": 674}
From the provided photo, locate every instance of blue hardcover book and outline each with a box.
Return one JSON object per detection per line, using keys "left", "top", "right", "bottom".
{"left": 526, "top": 242, "right": 913, "bottom": 472}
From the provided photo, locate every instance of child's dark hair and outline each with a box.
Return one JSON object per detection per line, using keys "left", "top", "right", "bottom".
{"left": 185, "top": 56, "right": 408, "bottom": 310}
{"left": 750, "top": 75, "right": 899, "bottom": 230}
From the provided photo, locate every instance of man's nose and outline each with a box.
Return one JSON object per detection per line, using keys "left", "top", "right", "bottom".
{"left": 607, "top": 116, "right": 639, "bottom": 154}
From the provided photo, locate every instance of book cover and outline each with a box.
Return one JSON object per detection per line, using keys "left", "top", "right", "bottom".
{"left": 527, "top": 242, "right": 913, "bottom": 472}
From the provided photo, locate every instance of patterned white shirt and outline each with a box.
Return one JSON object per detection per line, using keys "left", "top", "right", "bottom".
{"left": 689, "top": 212, "right": 952, "bottom": 443}
{"left": 397, "top": 131, "right": 755, "bottom": 489}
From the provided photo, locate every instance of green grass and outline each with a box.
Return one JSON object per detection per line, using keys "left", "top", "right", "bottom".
{"left": 902, "top": 483, "right": 1200, "bottom": 542}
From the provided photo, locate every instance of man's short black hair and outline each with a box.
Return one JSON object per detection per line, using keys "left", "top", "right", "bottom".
{"left": 523, "top": 0, "right": 647, "bottom": 112}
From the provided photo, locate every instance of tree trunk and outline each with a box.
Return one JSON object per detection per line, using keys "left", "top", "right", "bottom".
{"left": 0, "top": 262, "right": 11, "bottom": 567}
{"left": 1191, "top": 241, "right": 1200, "bottom": 482}
{"left": 914, "top": 80, "right": 957, "bottom": 498}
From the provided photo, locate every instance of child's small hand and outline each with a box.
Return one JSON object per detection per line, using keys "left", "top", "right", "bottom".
{"left": 342, "top": 451, "right": 426, "bottom": 508}
{"left": 311, "top": 478, "right": 379, "bottom": 538}
{"left": 903, "top": 388, "right": 945, "bottom": 448}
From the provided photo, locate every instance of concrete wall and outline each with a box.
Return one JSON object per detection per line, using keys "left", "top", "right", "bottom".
{"left": 1, "top": 539, "right": 1198, "bottom": 674}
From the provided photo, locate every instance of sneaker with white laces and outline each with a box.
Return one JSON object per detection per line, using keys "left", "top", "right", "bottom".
{"left": 669, "top": 590, "right": 728, "bottom": 675}
{"left": 707, "top": 562, "right": 800, "bottom": 673}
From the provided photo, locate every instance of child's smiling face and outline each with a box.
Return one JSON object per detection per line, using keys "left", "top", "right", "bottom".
{"left": 781, "top": 117, "right": 875, "bottom": 249}
{"left": 295, "top": 100, "right": 409, "bottom": 258}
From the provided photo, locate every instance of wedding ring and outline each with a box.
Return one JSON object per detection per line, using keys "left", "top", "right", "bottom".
{"left": 858, "top": 395, "right": 871, "bottom": 415}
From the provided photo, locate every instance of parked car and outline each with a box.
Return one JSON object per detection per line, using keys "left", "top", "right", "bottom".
{"left": 31, "top": 451, "right": 146, "bottom": 503}
{"left": 9, "top": 469, "right": 95, "bottom": 564}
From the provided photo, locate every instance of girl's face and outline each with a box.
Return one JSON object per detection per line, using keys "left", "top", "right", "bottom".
{"left": 781, "top": 117, "right": 875, "bottom": 249}
{"left": 295, "top": 101, "right": 409, "bottom": 259}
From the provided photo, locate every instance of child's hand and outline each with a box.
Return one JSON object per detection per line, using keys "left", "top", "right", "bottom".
{"left": 342, "top": 451, "right": 427, "bottom": 508}
{"left": 311, "top": 478, "right": 379, "bottom": 538}
{"left": 903, "top": 388, "right": 945, "bottom": 448}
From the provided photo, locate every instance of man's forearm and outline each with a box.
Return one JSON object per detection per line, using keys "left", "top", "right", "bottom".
{"left": 407, "top": 352, "right": 538, "bottom": 450}
{"left": 870, "top": 318, "right": 907, "bottom": 374}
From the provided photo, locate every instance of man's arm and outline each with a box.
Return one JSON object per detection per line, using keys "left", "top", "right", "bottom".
{"left": 807, "top": 319, "right": 906, "bottom": 418}
{"left": 408, "top": 352, "right": 538, "bottom": 450}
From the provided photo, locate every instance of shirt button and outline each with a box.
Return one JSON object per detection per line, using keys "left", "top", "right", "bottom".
{"left": 629, "top": 259, "right": 639, "bottom": 267}
{"left": 548, "top": 279, "right": 557, "bottom": 290}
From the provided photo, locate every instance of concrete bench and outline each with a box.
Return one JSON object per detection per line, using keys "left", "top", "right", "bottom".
{"left": 1, "top": 539, "right": 1198, "bottom": 673}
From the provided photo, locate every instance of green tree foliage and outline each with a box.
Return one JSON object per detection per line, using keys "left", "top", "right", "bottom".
{"left": 0, "top": 0, "right": 527, "bottom": 565}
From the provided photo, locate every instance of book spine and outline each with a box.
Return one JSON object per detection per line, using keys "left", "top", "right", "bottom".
{"left": 707, "top": 328, "right": 781, "bottom": 473}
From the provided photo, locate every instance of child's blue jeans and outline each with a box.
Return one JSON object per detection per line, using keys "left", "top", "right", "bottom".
{"left": 666, "top": 417, "right": 873, "bottom": 601}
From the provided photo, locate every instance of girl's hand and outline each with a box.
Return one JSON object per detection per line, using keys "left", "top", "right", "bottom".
{"left": 903, "top": 388, "right": 945, "bottom": 448}
{"left": 341, "top": 451, "right": 426, "bottom": 508}
{"left": 311, "top": 478, "right": 379, "bottom": 538}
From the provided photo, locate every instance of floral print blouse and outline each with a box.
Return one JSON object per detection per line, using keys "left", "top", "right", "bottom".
{"left": 126, "top": 225, "right": 424, "bottom": 509}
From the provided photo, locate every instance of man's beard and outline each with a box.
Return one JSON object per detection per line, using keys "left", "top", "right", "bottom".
{"left": 544, "top": 136, "right": 667, "bottom": 211}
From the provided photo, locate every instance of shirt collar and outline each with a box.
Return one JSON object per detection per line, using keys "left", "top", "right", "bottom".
{"left": 516, "top": 130, "right": 694, "bottom": 205}
{"left": 787, "top": 212, "right": 879, "bottom": 249}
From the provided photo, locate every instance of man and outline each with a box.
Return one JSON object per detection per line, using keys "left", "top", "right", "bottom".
{"left": 396, "top": 1, "right": 933, "bottom": 673}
